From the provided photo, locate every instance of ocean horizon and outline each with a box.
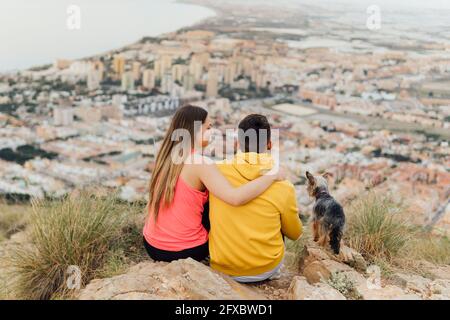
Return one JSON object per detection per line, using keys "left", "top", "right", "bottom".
{"left": 0, "top": 0, "right": 215, "bottom": 73}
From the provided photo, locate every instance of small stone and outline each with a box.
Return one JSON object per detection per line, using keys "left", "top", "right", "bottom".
{"left": 337, "top": 245, "right": 367, "bottom": 272}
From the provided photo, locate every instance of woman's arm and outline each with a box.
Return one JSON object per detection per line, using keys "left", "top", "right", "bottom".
{"left": 197, "top": 160, "right": 285, "bottom": 206}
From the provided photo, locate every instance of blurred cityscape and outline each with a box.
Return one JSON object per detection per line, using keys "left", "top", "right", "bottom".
{"left": 0, "top": 0, "right": 449, "bottom": 233}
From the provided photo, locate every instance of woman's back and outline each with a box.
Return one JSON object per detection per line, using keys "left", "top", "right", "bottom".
{"left": 143, "top": 175, "right": 209, "bottom": 251}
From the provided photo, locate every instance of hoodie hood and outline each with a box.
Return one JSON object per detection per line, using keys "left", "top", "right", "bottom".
{"left": 231, "top": 152, "right": 275, "bottom": 181}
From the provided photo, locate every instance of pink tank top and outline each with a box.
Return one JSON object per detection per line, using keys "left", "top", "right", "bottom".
{"left": 143, "top": 177, "right": 209, "bottom": 251}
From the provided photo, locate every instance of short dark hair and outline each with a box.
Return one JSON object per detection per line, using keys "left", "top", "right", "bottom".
{"left": 238, "top": 114, "right": 271, "bottom": 153}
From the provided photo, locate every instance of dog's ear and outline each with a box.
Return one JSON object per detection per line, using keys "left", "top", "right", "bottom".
{"left": 306, "top": 171, "right": 315, "bottom": 184}
{"left": 322, "top": 172, "right": 333, "bottom": 180}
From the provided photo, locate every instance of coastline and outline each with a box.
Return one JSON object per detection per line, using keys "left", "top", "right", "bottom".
{"left": 0, "top": 0, "right": 217, "bottom": 74}
{"left": 99, "top": 0, "right": 219, "bottom": 59}
{"left": 86, "top": 1, "right": 218, "bottom": 65}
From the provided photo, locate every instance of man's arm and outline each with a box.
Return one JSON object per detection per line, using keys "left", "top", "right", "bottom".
{"left": 280, "top": 184, "right": 303, "bottom": 241}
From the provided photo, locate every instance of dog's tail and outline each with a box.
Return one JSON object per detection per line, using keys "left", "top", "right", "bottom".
{"left": 329, "top": 224, "right": 342, "bottom": 255}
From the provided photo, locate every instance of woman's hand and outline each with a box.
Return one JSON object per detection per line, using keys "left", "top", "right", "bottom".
{"left": 274, "top": 166, "right": 287, "bottom": 181}
{"left": 262, "top": 165, "right": 287, "bottom": 181}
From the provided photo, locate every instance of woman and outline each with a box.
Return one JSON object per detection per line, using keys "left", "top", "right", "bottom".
{"left": 143, "top": 105, "right": 284, "bottom": 262}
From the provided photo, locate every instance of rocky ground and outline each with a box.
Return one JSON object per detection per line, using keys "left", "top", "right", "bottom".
{"left": 1, "top": 231, "right": 449, "bottom": 300}
{"left": 0, "top": 232, "right": 28, "bottom": 299}
{"left": 77, "top": 242, "right": 450, "bottom": 300}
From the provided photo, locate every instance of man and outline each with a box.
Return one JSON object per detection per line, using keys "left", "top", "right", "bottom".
{"left": 209, "top": 114, "right": 303, "bottom": 282}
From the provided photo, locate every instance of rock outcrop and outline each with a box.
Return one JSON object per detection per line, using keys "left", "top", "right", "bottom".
{"left": 417, "top": 261, "right": 450, "bottom": 280}
{"left": 392, "top": 273, "right": 450, "bottom": 300}
{"left": 78, "top": 258, "right": 265, "bottom": 300}
{"left": 288, "top": 276, "right": 346, "bottom": 300}
{"left": 300, "top": 244, "right": 367, "bottom": 272}
{"left": 77, "top": 243, "right": 450, "bottom": 301}
{"left": 296, "top": 243, "right": 450, "bottom": 300}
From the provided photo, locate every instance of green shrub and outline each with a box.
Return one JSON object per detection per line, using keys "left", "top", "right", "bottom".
{"left": 326, "top": 272, "right": 362, "bottom": 300}
{"left": 285, "top": 223, "right": 312, "bottom": 268}
{"left": 7, "top": 191, "right": 145, "bottom": 300}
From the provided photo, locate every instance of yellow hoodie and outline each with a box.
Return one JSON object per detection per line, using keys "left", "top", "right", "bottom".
{"left": 209, "top": 152, "right": 303, "bottom": 277}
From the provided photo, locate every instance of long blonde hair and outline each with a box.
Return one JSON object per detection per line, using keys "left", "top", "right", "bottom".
{"left": 149, "top": 105, "right": 208, "bottom": 221}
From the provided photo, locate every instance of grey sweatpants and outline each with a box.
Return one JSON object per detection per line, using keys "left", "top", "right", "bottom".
{"left": 231, "top": 259, "right": 283, "bottom": 283}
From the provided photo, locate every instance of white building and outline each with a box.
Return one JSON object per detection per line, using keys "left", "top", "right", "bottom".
{"left": 121, "top": 72, "right": 135, "bottom": 91}
{"left": 142, "top": 69, "right": 156, "bottom": 90}
{"left": 53, "top": 107, "right": 74, "bottom": 126}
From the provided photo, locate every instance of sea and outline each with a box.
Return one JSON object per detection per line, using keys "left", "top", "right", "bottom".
{"left": 0, "top": 0, "right": 215, "bottom": 72}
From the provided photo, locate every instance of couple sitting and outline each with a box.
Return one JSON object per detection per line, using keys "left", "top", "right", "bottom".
{"left": 143, "top": 105, "right": 303, "bottom": 283}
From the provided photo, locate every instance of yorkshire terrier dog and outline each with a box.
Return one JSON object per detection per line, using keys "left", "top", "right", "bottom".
{"left": 306, "top": 171, "right": 345, "bottom": 254}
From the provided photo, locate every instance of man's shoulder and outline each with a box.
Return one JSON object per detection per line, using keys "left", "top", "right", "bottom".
{"left": 215, "top": 158, "right": 234, "bottom": 170}
{"left": 273, "top": 179, "right": 296, "bottom": 194}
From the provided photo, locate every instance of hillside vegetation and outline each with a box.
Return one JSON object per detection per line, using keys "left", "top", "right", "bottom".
{"left": 0, "top": 190, "right": 449, "bottom": 299}
{"left": 2, "top": 192, "right": 146, "bottom": 299}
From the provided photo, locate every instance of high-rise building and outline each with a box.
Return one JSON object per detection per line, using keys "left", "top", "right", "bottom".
{"left": 53, "top": 107, "right": 74, "bottom": 126}
{"left": 206, "top": 67, "right": 219, "bottom": 98}
{"left": 113, "top": 55, "right": 125, "bottom": 76}
{"left": 161, "top": 71, "right": 174, "bottom": 94}
{"left": 154, "top": 60, "right": 162, "bottom": 80}
{"left": 171, "top": 64, "right": 187, "bottom": 83}
{"left": 87, "top": 69, "right": 101, "bottom": 91}
{"left": 154, "top": 55, "right": 173, "bottom": 79}
{"left": 215, "top": 63, "right": 226, "bottom": 83}
{"left": 91, "top": 60, "right": 104, "bottom": 81}
{"left": 142, "top": 69, "right": 156, "bottom": 90}
{"left": 132, "top": 61, "right": 141, "bottom": 81}
{"left": 243, "top": 58, "right": 254, "bottom": 77}
{"left": 191, "top": 52, "right": 210, "bottom": 68}
{"left": 252, "top": 69, "right": 268, "bottom": 88}
{"left": 121, "top": 72, "right": 135, "bottom": 91}
{"left": 182, "top": 73, "right": 195, "bottom": 91}
{"left": 189, "top": 61, "right": 203, "bottom": 82}
{"left": 224, "top": 63, "right": 237, "bottom": 85}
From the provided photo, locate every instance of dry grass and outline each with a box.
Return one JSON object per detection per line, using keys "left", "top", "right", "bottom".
{"left": 6, "top": 191, "right": 146, "bottom": 300}
{"left": 0, "top": 202, "right": 31, "bottom": 299}
{"left": 345, "top": 191, "right": 450, "bottom": 276}
{"left": 345, "top": 192, "right": 411, "bottom": 262}
{"left": 402, "top": 233, "right": 450, "bottom": 266}
{"left": 0, "top": 202, "right": 30, "bottom": 241}
{"left": 285, "top": 221, "right": 312, "bottom": 267}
